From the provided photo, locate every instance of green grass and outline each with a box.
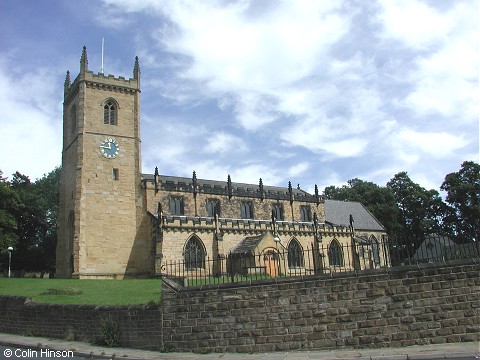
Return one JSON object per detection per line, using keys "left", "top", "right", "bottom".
{"left": 0, "top": 278, "right": 161, "bottom": 306}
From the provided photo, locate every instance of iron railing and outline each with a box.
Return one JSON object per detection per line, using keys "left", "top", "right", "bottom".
{"left": 161, "top": 235, "right": 479, "bottom": 287}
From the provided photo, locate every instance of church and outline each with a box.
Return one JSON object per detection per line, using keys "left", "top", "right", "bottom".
{"left": 55, "top": 48, "right": 389, "bottom": 279}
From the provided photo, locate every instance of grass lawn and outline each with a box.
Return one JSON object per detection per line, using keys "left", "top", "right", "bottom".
{"left": 0, "top": 278, "right": 161, "bottom": 306}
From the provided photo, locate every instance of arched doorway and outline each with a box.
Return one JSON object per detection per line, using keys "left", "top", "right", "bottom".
{"left": 261, "top": 248, "right": 279, "bottom": 277}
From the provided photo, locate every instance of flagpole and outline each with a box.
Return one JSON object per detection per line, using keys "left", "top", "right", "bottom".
{"left": 101, "top": 37, "right": 104, "bottom": 74}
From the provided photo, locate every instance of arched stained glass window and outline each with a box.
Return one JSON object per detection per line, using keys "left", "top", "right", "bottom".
{"left": 184, "top": 236, "right": 205, "bottom": 270}
{"left": 328, "top": 239, "right": 344, "bottom": 267}
{"left": 288, "top": 239, "right": 304, "bottom": 268}
{"left": 103, "top": 101, "right": 116, "bottom": 125}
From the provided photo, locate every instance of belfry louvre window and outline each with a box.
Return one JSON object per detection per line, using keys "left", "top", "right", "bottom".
{"left": 103, "top": 101, "right": 116, "bottom": 125}
{"left": 184, "top": 236, "right": 205, "bottom": 270}
{"left": 169, "top": 197, "right": 184, "bottom": 215}
{"left": 240, "top": 202, "right": 254, "bottom": 219}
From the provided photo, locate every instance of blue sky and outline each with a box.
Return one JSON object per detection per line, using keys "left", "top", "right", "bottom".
{"left": 0, "top": 0, "right": 478, "bottom": 194}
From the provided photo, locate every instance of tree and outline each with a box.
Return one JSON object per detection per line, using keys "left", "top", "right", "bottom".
{"left": 32, "top": 167, "right": 60, "bottom": 272}
{"left": 441, "top": 161, "right": 480, "bottom": 242}
{"left": 324, "top": 178, "right": 402, "bottom": 236}
{"left": 386, "top": 172, "right": 446, "bottom": 247}
{"left": 6, "top": 168, "right": 60, "bottom": 274}
{"left": 0, "top": 171, "right": 21, "bottom": 265}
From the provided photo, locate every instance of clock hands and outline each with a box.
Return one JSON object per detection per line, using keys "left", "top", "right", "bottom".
{"left": 100, "top": 139, "right": 118, "bottom": 158}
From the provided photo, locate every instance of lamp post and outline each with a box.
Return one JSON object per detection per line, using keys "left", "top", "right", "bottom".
{"left": 7, "top": 247, "right": 13, "bottom": 278}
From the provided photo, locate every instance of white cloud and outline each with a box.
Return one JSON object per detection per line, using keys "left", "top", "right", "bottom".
{"left": 378, "top": 119, "right": 468, "bottom": 171}
{"left": 378, "top": 0, "right": 455, "bottom": 48}
{"left": 287, "top": 162, "right": 310, "bottom": 179}
{"left": 204, "top": 132, "right": 247, "bottom": 154}
{"left": 405, "top": 38, "right": 479, "bottom": 119}
{"left": 395, "top": 128, "right": 467, "bottom": 158}
{"left": 93, "top": 0, "right": 479, "bottom": 191}
{"left": 230, "top": 162, "right": 279, "bottom": 185}
{"left": 0, "top": 56, "right": 62, "bottom": 180}
{"left": 378, "top": 1, "right": 479, "bottom": 120}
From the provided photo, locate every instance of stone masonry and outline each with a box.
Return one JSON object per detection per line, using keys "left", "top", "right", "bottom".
{"left": 0, "top": 260, "right": 478, "bottom": 352}
{"left": 161, "top": 260, "right": 480, "bottom": 353}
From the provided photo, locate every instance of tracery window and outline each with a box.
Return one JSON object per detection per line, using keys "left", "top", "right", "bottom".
{"left": 103, "top": 100, "right": 116, "bottom": 125}
{"left": 328, "top": 239, "right": 344, "bottom": 267}
{"left": 184, "top": 236, "right": 205, "bottom": 270}
{"left": 287, "top": 239, "right": 304, "bottom": 268}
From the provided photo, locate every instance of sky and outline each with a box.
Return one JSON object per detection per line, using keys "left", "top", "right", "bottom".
{"left": 0, "top": 0, "right": 478, "bottom": 195}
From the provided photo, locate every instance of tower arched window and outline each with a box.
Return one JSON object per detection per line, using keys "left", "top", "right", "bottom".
{"left": 103, "top": 100, "right": 116, "bottom": 125}
{"left": 328, "top": 239, "right": 344, "bottom": 267}
{"left": 288, "top": 239, "right": 304, "bottom": 268}
{"left": 184, "top": 236, "right": 205, "bottom": 270}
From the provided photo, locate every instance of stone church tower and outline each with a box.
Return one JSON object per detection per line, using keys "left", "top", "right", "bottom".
{"left": 56, "top": 47, "right": 150, "bottom": 278}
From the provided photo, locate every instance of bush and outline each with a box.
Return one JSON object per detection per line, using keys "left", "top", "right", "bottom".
{"left": 100, "top": 315, "right": 121, "bottom": 347}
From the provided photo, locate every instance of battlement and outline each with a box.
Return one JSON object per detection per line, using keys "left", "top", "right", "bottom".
{"left": 89, "top": 71, "right": 139, "bottom": 86}
{"left": 64, "top": 46, "right": 140, "bottom": 104}
{"left": 144, "top": 173, "right": 324, "bottom": 204}
{"left": 158, "top": 214, "right": 351, "bottom": 236}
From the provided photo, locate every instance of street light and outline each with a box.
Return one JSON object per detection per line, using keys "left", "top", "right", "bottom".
{"left": 7, "top": 247, "right": 13, "bottom": 278}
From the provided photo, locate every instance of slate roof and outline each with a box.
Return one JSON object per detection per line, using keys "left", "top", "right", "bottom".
{"left": 230, "top": 235, "right": 263, "bottom": 255}
{"left": 324, "top": 200, "right": 385, "bottom": 232}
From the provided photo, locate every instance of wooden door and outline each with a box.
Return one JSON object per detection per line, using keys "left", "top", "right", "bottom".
{"left": 262, "top": 250, "right": 278, "bottom": 277}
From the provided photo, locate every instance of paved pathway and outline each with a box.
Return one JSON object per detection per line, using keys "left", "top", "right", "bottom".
{"left": 0, "top": 333, "right": 478, "bottom": 360}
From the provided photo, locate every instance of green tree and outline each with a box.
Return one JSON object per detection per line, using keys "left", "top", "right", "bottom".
{"left": 441, "top": 161, "right": 480, "bottom": 242}
{"left": 33, "top": 167, "right": 60, "bottom": 272}
{"left": 0, "top": 171, "right": 21, "bottom": 268}
{"left": 8, "top": 168, "right": 60, "bottom": 274}
{"left": 324, "top": 178, "right": 402, "bottom": 236}
{"left": 386, "top": 172, "right": 446, "bottom": 246}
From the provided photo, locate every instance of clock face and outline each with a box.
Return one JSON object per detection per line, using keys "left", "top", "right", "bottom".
{"left": 99, "top": 138, "right": 119, "bottom": 158}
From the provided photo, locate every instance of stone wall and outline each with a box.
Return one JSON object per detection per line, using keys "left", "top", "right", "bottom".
{"left": 0, "top": 297, "right": 162, "bottom": 350}
{"left": 162, "top": 260, "right": 480, "bottom": 353}
{"left": 0, "top": 260, "right": 478, "bottom": 353}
